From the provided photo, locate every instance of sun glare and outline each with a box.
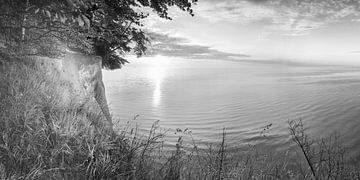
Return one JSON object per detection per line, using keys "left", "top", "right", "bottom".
{"left": 145, "top": 56, "right": 169, "bottom": 107}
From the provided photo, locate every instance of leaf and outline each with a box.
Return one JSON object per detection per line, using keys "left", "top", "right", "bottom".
{"left": 34, "top": 8, "right": 40, "bottom": 14}
{"left": 25, "top": 5, "right": 35, "bottom": 11}
{"left": 82, "top": 15, "right": 90, "bottom": 27}
{"left": 45, "top": 10, "right": 51, "bottom": 18}
{"left": 66, "top": 0, "right": 75, "bottom": 9}
{"left": 60, "top": 15, "right": 66, "bottom": 23}
{"left": 77, "top": 16, "right": 84, "bottom": 27}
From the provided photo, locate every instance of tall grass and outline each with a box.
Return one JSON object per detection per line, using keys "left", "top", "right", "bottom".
{"left": 0, "top": 58, "right": 137, "bottom": 179}
{"left": 1, "top": 57, "right": 359, "bottom": 179}
{"left": 289, "top": 119, "right": 360, "bottom": 179}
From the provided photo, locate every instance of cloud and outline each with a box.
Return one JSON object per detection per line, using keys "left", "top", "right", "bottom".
{"left": 194, "top": 0, "right": 360, "bottom": 36}
{"left": 349, "top": 50, "right": 360, "bottom": 54}
{"left": 194, "top": 0, "right": 276, "bottom": 24}
{"left": 145, "top": 32, "right": 250, "bottom": 60}
{"left": 270, "top": 0, "right": 360, "bottom": 35}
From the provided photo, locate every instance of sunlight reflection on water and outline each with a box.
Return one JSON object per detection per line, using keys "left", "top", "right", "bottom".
{"left": 145, "top": 58, "right": 168, "bottom": 107}
{"left": 153, "top": 78, "right": 162, "bottom": 106}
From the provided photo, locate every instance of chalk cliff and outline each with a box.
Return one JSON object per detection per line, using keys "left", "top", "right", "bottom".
{"left": 34, "top": 50, "right": 113, "bottom": 131}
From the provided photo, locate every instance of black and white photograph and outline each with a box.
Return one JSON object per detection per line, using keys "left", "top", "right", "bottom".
{"left": 1, "top": 0, "right": 360, "bottom": 179}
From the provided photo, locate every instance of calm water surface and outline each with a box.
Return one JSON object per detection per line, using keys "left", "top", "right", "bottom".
{"left": 103, "top": 58, "right": 360, "bottom": 157}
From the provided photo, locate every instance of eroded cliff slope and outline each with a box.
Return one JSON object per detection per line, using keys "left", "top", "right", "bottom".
{"left": 34, "top": 50, "right": 113, "bottom": 130}
{"left": 1, "top": 50, "right": 113, "bottom": 131}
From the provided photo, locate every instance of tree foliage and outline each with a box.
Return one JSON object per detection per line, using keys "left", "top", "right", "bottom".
{"left": 0, "top": 0, "right": 197, "bottom": 69}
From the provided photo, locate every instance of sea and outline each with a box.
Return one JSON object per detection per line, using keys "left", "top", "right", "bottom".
{"left": 103, "top": 57, "right": 360, "bottom": 158}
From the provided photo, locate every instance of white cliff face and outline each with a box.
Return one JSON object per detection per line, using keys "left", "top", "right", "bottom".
{"left": 34, "top": 50, "right": 113, "bottom": 131}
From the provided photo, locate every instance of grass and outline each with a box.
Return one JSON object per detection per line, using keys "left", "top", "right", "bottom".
{"left": 288, "top": 119, "right": 360, "bottom": 179}
{"left": 0, "top": 57, "right": 136, "bottom": 179}
{"left": 1, "top": 57, "right": 360, "bottom": 179}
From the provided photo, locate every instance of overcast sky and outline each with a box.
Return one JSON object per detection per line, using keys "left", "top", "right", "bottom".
{"left": 141, "top": 0, "right": 360, "bottom": 65}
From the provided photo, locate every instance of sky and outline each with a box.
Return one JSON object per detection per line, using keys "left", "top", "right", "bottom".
{"left": 140, "top": 0, "right": 360, "bottom": 65}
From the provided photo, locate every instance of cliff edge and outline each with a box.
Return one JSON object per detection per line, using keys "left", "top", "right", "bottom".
{"left": 33, "top": 50, "right": 113, "bottom": 131}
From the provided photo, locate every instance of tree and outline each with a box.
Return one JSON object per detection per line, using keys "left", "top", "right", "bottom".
{"left": 0, "top": 0, "right": 197, "bottom": 69}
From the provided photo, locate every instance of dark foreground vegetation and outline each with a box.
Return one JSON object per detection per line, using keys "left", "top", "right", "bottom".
{"left": 1, "top": 58, "right": 360, "bottom": 180}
